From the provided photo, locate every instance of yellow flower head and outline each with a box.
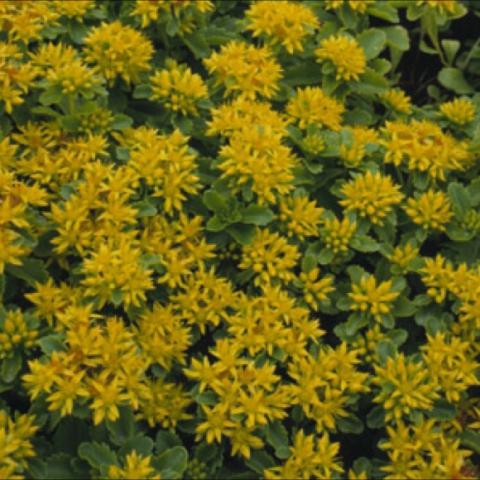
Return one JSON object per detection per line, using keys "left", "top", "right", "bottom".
{"left": 108, "top": 452, "right": 159, "bottom": 480}
{"left": 239, "top": 229, "right": 300, "bottom": 286}
{"left": 321, "top": 216, "right": 357, "bottom": 255}
{"left": 286, "top": 86, "right": 344, "bottom": 131}
{"left": 382, "top": 120, "right": 472, "bottom": 180}
{"left": 53, "top": 0, "right": 95, "bottom": 19}
{"left": 315, "top": 34, "right": 366, "bottom": 81}
{"left": 265, "top": 431, "right": 343, "bottom": 479}
{"left": 279, "top": 194, "right": 324, "bottom": 239}
{"left": 388, "top": 243, "right": 420, "bottom": 271}
{"left": 84, "top": 21, "right": 154, "bottom": 84}
{"left": 245, "top": 1, "right": 319, "bottom": 54}
{"left": 420, "top": 254, "right": 455, "bottom": 303}
{"left": 150, "top": 59, "right": 208, "bottom": 115}
{"left": 440, "top": 98, "right": 476, "bottom": 125}
{"left": 299, "top": 267, "right": 334, "bottom": 310}
{"left": 417, "top": 0, "right": 460, "bottom": 14}
{"left": 380, "top": 89, "right": 413, "bottom": 114}
{"left": 348, "top": 274, "right": 400, "bottom": 321}
{"left": 405, "top": 190, "right": 453, "bottom": 231}
{"left": 207, "top": 97, "right": 290, "bottom": 138}
{"left": 204, "top": 41, "right": 282, "bottom": 99}
{"left": 340, "top": 171, "right": 404, "bottom": 225}
{"left": 218, "top": 125, "right": 297, "bottom": 204}
{"left": 339, "top": 126, "right": 379, "bottom": 167}
{"left": 324, "top": 0, "right": 374, "bottom": 13}
{"left": 374, "top": 354, "right": 440, "bottom": 422}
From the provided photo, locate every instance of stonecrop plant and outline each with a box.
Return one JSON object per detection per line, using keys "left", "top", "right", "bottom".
{"left": 0, "top": 0, "right": 479, "bottom": 479}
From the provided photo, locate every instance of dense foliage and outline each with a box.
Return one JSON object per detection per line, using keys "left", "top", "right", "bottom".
{"left": 0, "top": 0, "right": 480, "bottom": 479}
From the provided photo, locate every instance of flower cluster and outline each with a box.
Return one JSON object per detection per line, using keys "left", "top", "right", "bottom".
{"left": 0, "top": 1, "right": 479, "bottom": 479}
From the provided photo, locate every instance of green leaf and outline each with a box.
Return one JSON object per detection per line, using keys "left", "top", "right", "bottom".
{"left": 38, "top": 334, "right": 66, "bottom": 355}
{"left": 438, "top": 68, "right": 474, "bottom": 94}
{"left": 345, "top": 313, "right": 369, "bottom": 336}
{"left": 110, "top": 114, "right": 133, "bottom": 130}
{"left": 337, "top": 415, "right": 364, "bottom": 434}
{"left": 352, "top": 68, "right": 389, "bottom": 95}
{"left": 119, "top": 433, "right": 154, "bottom": 457}
{"left": 155, "top": 431, "right": 182, "bottom": 454}
{"left": 460, "top": 430, "right": 480, "bottom": 454}
{"left": 226, "top": 224, "right": 256, "bottom": 245}
{"left": 283, "top": 62, "right": 323, "bottom": 87}
{"left": 202, "top": 190, "right": 228, "bottom": 212}
{"left": 264, "top": 422, "right": 289, "bottom": 453}
{"left": 245, "top": 450, "right": 275, "bottom": 475}
{"left": 206, "top": 216, "right": 230, "bottom": 232}
{"left": 135, "top": 200, "right": 157, "bottom": 217}
{"left": 441, "top": 39, "right": 461, "bottom": 65}
{"left": 351, "top": 235, "right": 380, "bottom": 253}
{"left": 78, "top": 442, "right": 118, "bottom": 470}
{"left": 153, "top": 446, "right": 188, "bottom": 479}
{"left": 366, "top": 405, "right": 385, "bottom": 429}
{"left": 42, "top": 454, "right": 77, "bottom": 480}
{"left": 448, "top": 182, "right": 471, "bottom": 217}
{"left": 367, "top": 3, "right": 399, "bottom": 22}
{"left": 39, "top": 86, "right": 64, "bottom": 106}
{"left": 392, "top": 296, "right": 417, "bottom": 317}
{"left": 317, "top": 248, "right": 334, "bottom": 265}
{"left": 106, "top": 407, "right": 136, "bottom": 446}
{"left": 133, "top": 84, "right": 152, "bottom": 99}
{"left": 358, "top": 29, "right": 387, "bottom": 60}
{"left": 1, "top": 351, "right": 22, "bottom": 383}
{"left": 240, "top": 205, "right": 274, "bottom": 226}
{"left": 382, "top": 26, "right": 410, "bottom": 51}
{"left": 6, "top": 259, "right": 48, "bottom": 287}
{"left": 430, "top": 400, "right": 457, "bottom": 421}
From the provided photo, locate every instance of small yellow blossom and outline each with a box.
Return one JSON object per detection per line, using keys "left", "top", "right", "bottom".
{"left": 340, "top": 171, "right": 404, "bottom": 225}
{"left": 440, "top": 98, "right": 476, "bottom": 125}
{"left": 245, "top": 1, "right": 319, "bottom": 54}
{"left": 150, "top": 60, "right": 208, "bottom": 115}
{"left": 324, "top": 0, "right": 374, "bottom": 13}
{"left": 286, "top": 86, "right": 344, "bottom": 131}
{"left": 279, "top": 194, "right": 323, "bottom": 239}
{"left": 380, "top": 89, "right": 413, "bottom": 114}
{"left": 405, "top": 190, "right": 453, "bottom": 231}
{"left": 108, "top": 452, "right": 159, "bottom": 480}
{"left": 239, "top": 229, "right": 300, "bottom": 286}
{"left": 204, "top": 41, "right": 282, "bottom": 99}
{"left": 299, "top": 268, "right": 334, "bottom": 310}
{"left": 373, "top": 354, "right": 440, "bottom": 422}
{"left": 321, "top": 216, "right": 357, "bottom": 255}
{"left": 349, "top": 275, "right": 400, "bottom": 321}
{"left": 315, "top": 35, "right": 366, "bottom": 81}
{"left": 84, "top": 21, "right": 154, "bottom": 84}
{"left": 339, "top": 126, "right": 379, "bottom": 167}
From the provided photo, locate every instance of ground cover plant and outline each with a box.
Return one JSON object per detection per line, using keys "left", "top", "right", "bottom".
{"left": 1, "top": 0, "right": 480, "bottom": 478}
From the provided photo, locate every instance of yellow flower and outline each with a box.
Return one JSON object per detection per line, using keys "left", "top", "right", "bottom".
{"left": 298, "top": 268, "right": 334, "bottom": 310}
{"left": 47, "top": 370, "right": 90, "bottom": 417}
{"left": 196, "top": 404, "right": 236, "bottom": 444}
{"left": 218, "top": 125, "right": 297, "bottom": 205}
{"left": 420, "top": 254, "right": 454, "bottom": 303}
{"left": 52, "top": 0, "right": 95, "bottom": 19}
{"left": 108, "top": 452, "right": 159, "bottom": 480}
{"left": 348, "top": 275, "right": 400, "bottom": 321}
{"left": 315, "top": 34, "right": 366, "bottom": 81}
{"left": 204, "top": 41, "right": 282, "bottom": 99}
{"left": 388, "top": 243, "right": 420, "bottom": 271}
{"left": 0, "top": 228, "right": 28, "bottom": 274}
{"left": 324, "top": 0, "right": 374, "bottom": 13}
{"left": 207, "top": 97, "right": 289, "bottom": 138}
{"left": 321, "top": 216, "right": 357, "bottom": 255}
{"left": 0, "top": 310, "right": 38, "bottom": 360}
{"left": 339, "top": 126, "right": 379, "bottom": 167}
{"left": 265, "top": 430, "right": 344, "bottom": 479}
{"left": 440, "top": 98, "right": 476, "bottom": 125}
{"left": 380, "top": 89, "right": 413, "bottom": 114}
{"left": 84, "top": 21, "right": 153, "bottom": 84}
{"left": 340, "top": 171, "right": 404, "bottom": 225}
{"left": 421, "top": 333, "right": 479, "bottom": 403}
{"left": 417, "top": 0, "right": 460, "bottom": 14}
{"left": 239, "top": 229, "right": 300, "bottom": 286}
{"left": 373, "top": 354, "right": 440, "bottom": 422}
{"left": 150, "top": 60, "right": 208, "bottom": 115}
{"left": 405, "top": 190, "right": 453, "bottom": 232}
{"left": 89, "top": 373, "right": 128, "bottom": 425}
{"left": 0, "top": 410, "right": 38, "bottom": 477}
{"left": 136, "top": 303, "right": 191, "bottom": 370}
{"left": 82, "top": 236, "right": 154, "bottom": 308}
{"left": 245, "top": 1, "right": 319, "bottom": 54}
{"left": 279, "top": 194, "right": 324, "bottom": 239}
{"left": 286, "top": 86, "right": 344, "bottom": 131}
{"left": 382, "top": 120, "right": 472, "bottom": 180}
{"left": 226, "top": 425, "right": 264, "bottom": 459}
